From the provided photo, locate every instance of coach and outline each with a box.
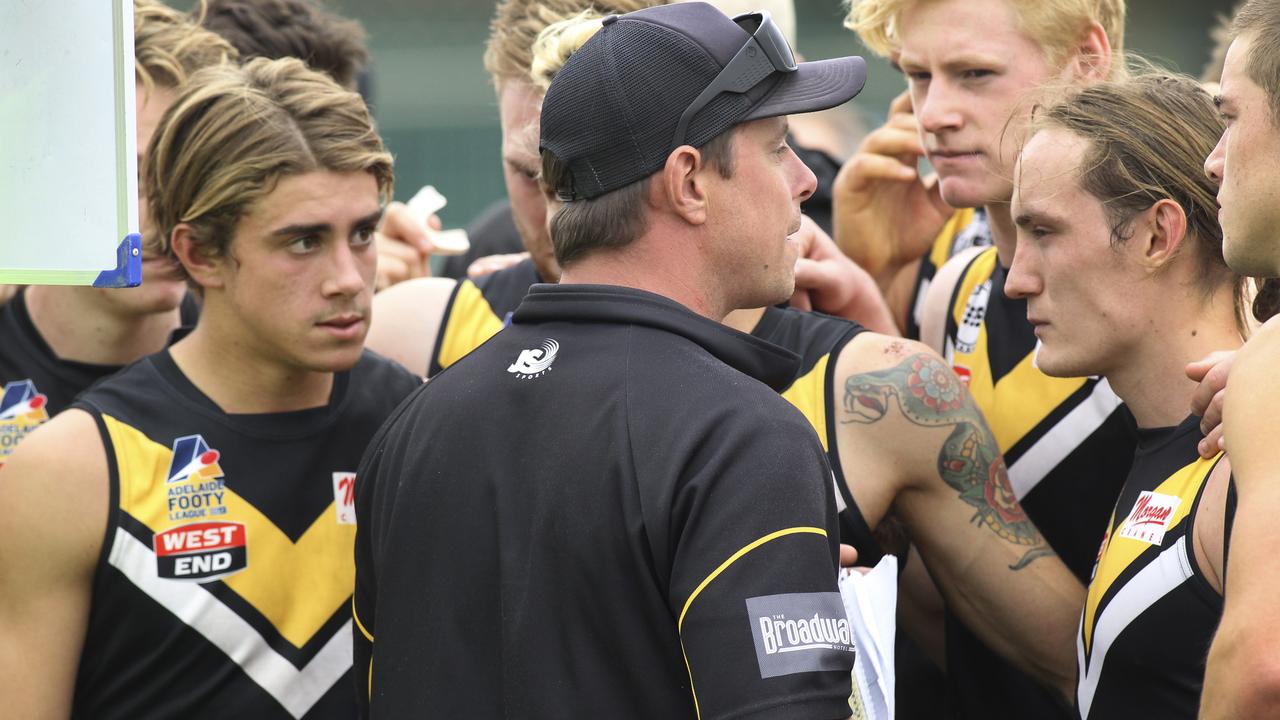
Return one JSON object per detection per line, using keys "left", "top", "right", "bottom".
{"left": 352, "top": 4, "right": 867, "bottom": 718}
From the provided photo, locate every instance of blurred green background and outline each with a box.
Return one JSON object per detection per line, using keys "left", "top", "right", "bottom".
{"left": 213, "top": 0, "right": 1240, "bottom": 229}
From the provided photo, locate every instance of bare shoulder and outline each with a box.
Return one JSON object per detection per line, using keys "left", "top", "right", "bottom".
{"left": 0, "top": 408, "right": 108, "bottom": 582}
{"left": 1234, "top": 315, "right": 1280, "bottom": 384}
{"left": 836, "top": 332, "right": 945, "bottom": 377}
{"left": 920, "top": 245, "right": 986, "bottom": 353}
{"left": 1224, "top": 316, "right": 1280, "bottom": 480}
{"left": 368, "top": 277, "right": 459, "bottom": 378}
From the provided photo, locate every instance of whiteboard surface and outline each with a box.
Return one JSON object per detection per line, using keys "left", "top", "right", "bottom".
{"left": 0, "top": 0, "right": 137, "bottom": 285}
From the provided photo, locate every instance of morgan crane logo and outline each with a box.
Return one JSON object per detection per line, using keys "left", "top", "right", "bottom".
{"left": 1117, "top": 490, "right": 1181, "bottom": 546}
{"left": 507, "top": 338, "right": 559, "bottom": 379}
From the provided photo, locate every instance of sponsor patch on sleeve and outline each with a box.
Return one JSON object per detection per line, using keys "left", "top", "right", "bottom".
{"left": 745, "top": 592, "right": 855, "bottom": 678}
{"left": 1117, "top": 490, "right": 1181, "bottom": 546}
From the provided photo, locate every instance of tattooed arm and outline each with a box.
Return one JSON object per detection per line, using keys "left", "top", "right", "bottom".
{"left": 830, "top": 333, "right": 1083, "bottom": 698}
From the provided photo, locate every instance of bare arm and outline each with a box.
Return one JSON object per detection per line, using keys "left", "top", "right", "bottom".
{"left": 0, "top": 409, "right": 107, "bottom": 718}
{"left": 1201, "top": 319, "right": 1280, "bottom": 719}
{"left": 367, "top": 277, "right": 458, "bottom": 378}
{"left": 919, "top": 246, "right": 986, "bottom": 356}
{"left": 833, "top": 335, "right": 1082, "bottom": 698}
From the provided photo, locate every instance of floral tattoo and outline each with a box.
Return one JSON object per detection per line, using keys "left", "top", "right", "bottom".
{"left": 843, "top": 353, "right": 1051, "bottom": 570}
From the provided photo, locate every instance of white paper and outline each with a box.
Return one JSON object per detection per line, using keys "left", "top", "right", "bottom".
{"left": 404, "top": 185, "right": 471, "bottom": 256}
{"left": 840, "top": 554, "right": 898, "bottom": 720}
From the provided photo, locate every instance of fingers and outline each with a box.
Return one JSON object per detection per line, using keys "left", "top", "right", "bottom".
{"left": 1188, "top": 350, "right": 1236, "bottom": 417}
{"left": 888, "top": 89, "right": 914, "bottom": 117}
{"left": 1185, "top": 350, "right": 1236, "bottom": 382}
{"left": 379, "top": 201, "right": 434, "bottom": 255}
{"left": 839, "top": 543, "right": 859, "bottom": 568}
{"left": 1198, "top": 422, "right": 1226, "bottom": 460}
{"left": 789, "top": 286, "right": 813, "bottom": 312}
{"left": 375, "top": 232, "right": 430, "bottom": 291}
{"left": 467, "top": 252, "right": 530, "bottom": 279}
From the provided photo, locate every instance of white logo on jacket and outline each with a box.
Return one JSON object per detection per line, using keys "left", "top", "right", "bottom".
{"left": 507, "top": 339, "right": 559, "bottom": 379}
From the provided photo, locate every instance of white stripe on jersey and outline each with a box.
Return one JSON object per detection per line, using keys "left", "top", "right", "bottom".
{"left": 109, "top": 528, "right": 352, "bottom": 719}
{"left": 1009, "top": 377, "right": 1123, "bottom": 501}
{"left": 1076, "top": 534, "right": 1193, "bottom": 718}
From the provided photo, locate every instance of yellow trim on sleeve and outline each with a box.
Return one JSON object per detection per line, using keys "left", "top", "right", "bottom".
{"left": 353, "top": 598, "right": 374, "bottom": 642}
{"left": 675, "top": 526, "right": 830, "bottom": 720}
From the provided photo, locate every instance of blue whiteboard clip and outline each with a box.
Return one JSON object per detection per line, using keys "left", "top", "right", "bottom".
{"left": 93, "top": 233, "right": 142, "bottom": 288}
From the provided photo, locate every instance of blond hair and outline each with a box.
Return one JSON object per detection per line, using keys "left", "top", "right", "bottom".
{"left": 134, "top": 0, "right": 238, "bottom": 94}
{"left": 484, "top": 0, "right": 659, "bottom": 87}
{"left": 144, "top": 57, "right": 393, "bottom": 282}
{"left": 845, "top": 0, "right": 1126, "bottom": 81}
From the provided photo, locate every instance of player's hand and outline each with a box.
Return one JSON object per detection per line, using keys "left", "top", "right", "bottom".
{"left": 840, "top": 544, "right": 858, "bottom": 568}
{"left": 375, "top": 201, "right": 442, "bottom": 291}
{"left": 0, "top": 285, "right": 17, "bottom": 306}
{"left": 467, "top": 252, "right": 530, "bottom": 279}
{"left": 790, "top": 215, "right": 899, "bottom": 335}
{"left": 832, "top": 90, "right": 954, "bottom": 285}
{"left": 1187, "top": 350, "right": 1236, "bottom": 458}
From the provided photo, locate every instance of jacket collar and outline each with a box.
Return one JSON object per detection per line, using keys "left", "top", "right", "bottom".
{"left": 512, "top": 284, "right": 800, "bottom": 392}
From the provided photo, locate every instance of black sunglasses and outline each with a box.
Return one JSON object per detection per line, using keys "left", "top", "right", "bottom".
{"left": 671, "top": 11, "right": 798, "bottom": 149}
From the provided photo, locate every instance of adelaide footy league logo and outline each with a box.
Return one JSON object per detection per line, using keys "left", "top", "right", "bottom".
{"left": 0, "top": 380, "right": 50, "bottom": 464}
{"left": 167, "top": 435, "right": 224, "bottom": 484}
{"left": 507, "top": 338, "right": 559, "bottom": 379}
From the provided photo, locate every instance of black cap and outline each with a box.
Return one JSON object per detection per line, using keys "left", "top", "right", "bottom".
{"left": 539, "top": 2, "right": 867, "bottom": 201}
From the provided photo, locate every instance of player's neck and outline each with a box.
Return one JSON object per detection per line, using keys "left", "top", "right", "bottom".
{"left": 24, "top": 285, "right": 180, "bottom": 366}
{"left": 985, "top": 202, "right": 1016, "bottom": 269}
{"left": 168, "top": 307, "right": 335, "bottom": 414}
{"left": 1107, "top": 289, "right": 1244, "bottom": 429}
{"left": 558, "top": 244, "right": 729, "bottom": 321}
{"left": 722, "top": 306, "right": 767, "bottom": 334}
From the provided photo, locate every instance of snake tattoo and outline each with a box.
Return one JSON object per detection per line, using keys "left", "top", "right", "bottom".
{"left": 842, "top": 353, "right": 1051, "bottom": 571}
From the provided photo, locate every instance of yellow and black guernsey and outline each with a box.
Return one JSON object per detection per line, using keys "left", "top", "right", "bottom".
{"left": 1076, "top": 415, "right": 1226, "bottom": 719}
{"left": 428, "top": 257, "right": 540, "bottom": 377}
{"left": 751, "top": 305, "right": 880, "bottom": 560}
{"left": 942, "top": 247, "right": 1137, "bottom": 719}
{"left": 0, "top": 289, "right": 199, "bottom": 468}
{"left": 904, "top": 208, "right": 992, "bottom": 340}
{"left": 70, "top": 348, "right": 420, "bottom": 719}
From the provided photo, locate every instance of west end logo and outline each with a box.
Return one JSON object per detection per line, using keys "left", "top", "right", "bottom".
{"left": 165, "top": 435, "right": 229, "bottom": 522}
{"left": 507, "top": 338, "right": 559, "bottom": 380}
{"left": 0, "top": 380, "right": 50, "bottom": 465}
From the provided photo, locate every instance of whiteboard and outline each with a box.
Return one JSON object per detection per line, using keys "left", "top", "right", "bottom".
{"left": 0, "top": 0, "right": 140, "bottom": 287}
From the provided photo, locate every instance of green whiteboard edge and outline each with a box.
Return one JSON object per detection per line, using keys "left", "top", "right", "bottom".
{"left": 0, "top": 270, "right": 104, "bottom": 285}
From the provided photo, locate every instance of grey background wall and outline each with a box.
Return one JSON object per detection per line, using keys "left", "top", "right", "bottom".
{"left": 192, "top": 0, "right": 1240, "bottom": 229}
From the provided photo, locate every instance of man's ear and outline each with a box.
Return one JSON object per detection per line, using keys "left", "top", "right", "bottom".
{"left": 170, "top": 223, "right": 227, "bottom": 291}
{"left": 1068, "top": 21, "right": 1113, "bottom": 82}
{"left": 1136, "top": 199, "right": 1189, "bottom": 272}
{"left": 657, "top": 145, "right": 710, "bottom": 226}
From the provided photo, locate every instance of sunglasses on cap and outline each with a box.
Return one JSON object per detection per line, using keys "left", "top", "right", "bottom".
{"left": 671, "top": 10, "right": 798, "bottom": 149}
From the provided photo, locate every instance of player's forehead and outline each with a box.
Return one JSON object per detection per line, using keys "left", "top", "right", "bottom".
{"left": 1014, "top": 129, "right": 1088, "bottom": 208}
{"left": 896, "top": 0, "right": 1034, "bottom": 66}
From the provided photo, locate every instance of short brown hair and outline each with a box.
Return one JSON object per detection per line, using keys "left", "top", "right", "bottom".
{"left": 144, "top": 57, "right": 392, "bottom": 284}
{"left": 134, "top": 0, "right": 238, "bottom": 93}
{"left": 845, "top": 0, "right": 1127, "bottom": 82}
{"left": 542, "top": 131, "right": 735, "bottom": 267}
{"left": 1233, "top": 0, "right": 1280, "bottom": 124}
{"left": 1032, "top": 73, "right": 1249, "bottom": 335}
{"left": 196, "top": 0, "right": 369, "bottom": 90}
{"left": 483, "top": 0, "right": 659, "bottom": 87}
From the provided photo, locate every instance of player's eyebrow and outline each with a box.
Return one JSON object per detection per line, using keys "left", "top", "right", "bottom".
{"left": 270, "top": 209, "right": 384, "bottom": 237}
